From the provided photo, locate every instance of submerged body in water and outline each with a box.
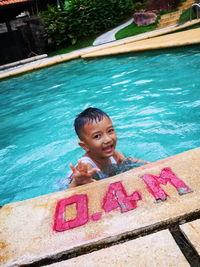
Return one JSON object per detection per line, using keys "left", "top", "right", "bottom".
{"left": 93, "top": 156, "right": 145, "bottom": 180}
{"left": 58, "top": 157, "right": 145, "bottom": 190}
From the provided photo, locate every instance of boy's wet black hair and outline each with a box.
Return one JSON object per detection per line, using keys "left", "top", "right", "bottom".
{"left": 74, "top": 107, "right": 109, "bottom": 139}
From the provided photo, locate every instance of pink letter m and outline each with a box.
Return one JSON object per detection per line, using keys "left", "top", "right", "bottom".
{"left": 142, "top": 167, "right": 192, "bottom": 201}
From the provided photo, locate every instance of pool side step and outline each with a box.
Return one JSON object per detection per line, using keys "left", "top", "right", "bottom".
{"left": 82, "top": 27, "right": 200, "bottom": 58}
{"left": 46, "top": 230, "right": 191, "bottom": 267}
{"left": 0, "top": 54, "right": 48, "bottom": 71}
{"left": 157, "top": 0, "right": 195, "bottom": 29}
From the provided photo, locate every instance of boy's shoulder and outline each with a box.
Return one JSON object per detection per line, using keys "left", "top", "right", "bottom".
{"left": 113, "top": 150, "right": 126, "bottom": 163}
{"left": 79, "top": 156, "right": 99, "bottom": 170}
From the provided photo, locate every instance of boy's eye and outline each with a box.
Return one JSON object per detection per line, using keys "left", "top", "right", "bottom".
{"left": 94, "top": 134, "right": 100, "bottom": 139}
{"left": 108, "top": 128, "right": 115, "bottom": 133}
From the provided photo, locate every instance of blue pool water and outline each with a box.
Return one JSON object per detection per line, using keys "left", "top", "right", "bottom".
{"left": 1, "top": 46, "right": 200, "bottom": 206}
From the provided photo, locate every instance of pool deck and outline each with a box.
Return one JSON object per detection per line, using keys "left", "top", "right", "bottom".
{"left": 0, "top": 19, "right": 200, "bottom": 80}
{"left": 0, "top": 147, "right": 200, "bottom": 266}
{"left": 1, "top": 19, "right": 200, "bottom": 266}
{"left": 82, "top": 26, "right": 200, "bottom": 58}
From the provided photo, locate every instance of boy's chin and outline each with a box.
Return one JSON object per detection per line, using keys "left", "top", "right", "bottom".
{"left": 102, "top": 150, "right": 115, "bottom": 158}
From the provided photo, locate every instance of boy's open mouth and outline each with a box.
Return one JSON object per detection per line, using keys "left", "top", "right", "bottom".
{"left": 102, "top": 145, "right": 113, "bottom": 153}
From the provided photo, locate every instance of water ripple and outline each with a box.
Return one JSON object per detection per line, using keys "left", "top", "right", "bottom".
{"left": 1, "top": 46, "right": 200, "bottom": 205}
{"left": 134, "top": 79, "right": 153, "bottom": 85}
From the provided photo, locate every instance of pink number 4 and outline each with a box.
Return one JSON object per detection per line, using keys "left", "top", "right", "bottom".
{"left": 102, "top": 181, "right": 142, "bottom": 213}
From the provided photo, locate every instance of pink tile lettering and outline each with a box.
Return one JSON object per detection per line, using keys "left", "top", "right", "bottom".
{"left": 102, "top": 181, "right": 142, "bottom": 213}
{"left": 53, "top": 194, "right": 89, "bottom": 231}
{"left": 53, "top": 168, "right": 192, "bottom": 232}
{"left": 142, "top": 167, "right": 192, "bottom": 201}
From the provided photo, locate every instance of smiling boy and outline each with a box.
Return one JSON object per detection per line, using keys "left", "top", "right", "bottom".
{"left": 69, "top": 107, "right": 146, "bottom": 187}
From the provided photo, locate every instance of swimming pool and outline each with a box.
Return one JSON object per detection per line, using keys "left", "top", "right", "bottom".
{"left": 1, "top": 46, "right": 200, "bottom": 206}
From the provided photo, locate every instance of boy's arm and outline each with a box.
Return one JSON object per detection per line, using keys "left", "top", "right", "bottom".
{"left": 114, "top": 151, "right": 149, "bottom": 164}
{"left": 114, "top": 150, "right": 126, "bottom": 163}
{"left": 129, "top": 157, "right": 149, "bottom": 164}
{"left": 69, "top": 160, "right": 100, "bottom": 188}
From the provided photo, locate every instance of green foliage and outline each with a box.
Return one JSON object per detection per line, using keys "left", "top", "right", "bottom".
{"left": 39, "top": 0, "right": 135, "bottom": 50}
{"left": 115, "top": 22, "right": 157, "bottom": 40}
{"left": 179, "top": 8, "right": 197, "bottom": 23}
{"left": 178, "top": 0, "right": 188, "bottom": 4}
{"left": 132, "top": 1, "right": 145, "bottom": 11}
{"left": 48, "top": 35, "right": 96, "bottom": 56}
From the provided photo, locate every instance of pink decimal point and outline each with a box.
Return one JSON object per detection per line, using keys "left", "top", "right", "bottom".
{"left": 91, "top": 212, "right": 102, "bottom": 221}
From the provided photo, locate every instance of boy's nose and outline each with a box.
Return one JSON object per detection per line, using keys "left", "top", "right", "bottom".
{"left": 103, "top": 134, "right": 112, "bottom": 143}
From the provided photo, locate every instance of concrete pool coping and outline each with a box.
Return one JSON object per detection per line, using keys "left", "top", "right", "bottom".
{"left": 0, "top": 147, "right": 200, "bottom": 266}
{"left": 82, "top": 26, "right": 200, "bottom": 58}
{"left": 0, "top": 19, "right": 200, "bottom": 80}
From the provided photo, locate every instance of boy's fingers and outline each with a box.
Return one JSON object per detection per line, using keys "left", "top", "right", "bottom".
{"left": 77, "top": 160, "right": 81, "bottom": 169}
{"left": 76, "top": 161, "right": 98, "bottom": 177}
{"left": 89, "top": 168, "right": 100, "bottom": 176}
{"left": 69, "top": 163, "right": 74, "bottom": 169}
{"left": 82, "top": 163, "right": 88, "bottom": 171}
{"left": 69, "top": 164, "right": 77, "bottom": 173}
{"left": 78, "top": 161, "right": 89, "bottom": 172}
{"left": 77, "top": 161, "right": 82, "bottom": 172}
{"left": 77, "top": 160, "right": 85, "bottom": 170}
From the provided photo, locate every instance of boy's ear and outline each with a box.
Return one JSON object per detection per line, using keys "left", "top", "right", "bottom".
{"left": 78, "top": 141, "right": 89, "bottom": 152}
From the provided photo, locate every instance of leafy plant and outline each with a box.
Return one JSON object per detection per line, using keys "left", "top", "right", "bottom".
{"left": 48, "top": 35, "right": 96, "bottom": 56}
{"left": 179, "top": 7, "right": 197, "bottom": 23}
{"left": 132, "top": 1, "right": 146, "bottom": 11}
{"left": 39, "top": 0, "right": 135, "bottom": 50}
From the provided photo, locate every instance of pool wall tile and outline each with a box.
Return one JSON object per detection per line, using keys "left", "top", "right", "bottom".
{"left": 47, "top": 230, "right": 190, "bottom": 267}
{"left": 0, "top": 147, "right": 200, "bottom": 266}
{"left": 180, "top": 219, "right": 200, "bottom": 255}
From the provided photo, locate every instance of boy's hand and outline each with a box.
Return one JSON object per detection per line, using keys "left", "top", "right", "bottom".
{"left": 69, "top": 160, "right": 100, "bottom": 187}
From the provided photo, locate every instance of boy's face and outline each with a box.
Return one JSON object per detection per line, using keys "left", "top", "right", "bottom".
{"left": 79, "top": 116, "right": 117, "bottom": 159}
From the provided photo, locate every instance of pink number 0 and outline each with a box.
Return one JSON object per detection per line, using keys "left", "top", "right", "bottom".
{"left": 53, "top": 194, "right": 89, "bottom": 231}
